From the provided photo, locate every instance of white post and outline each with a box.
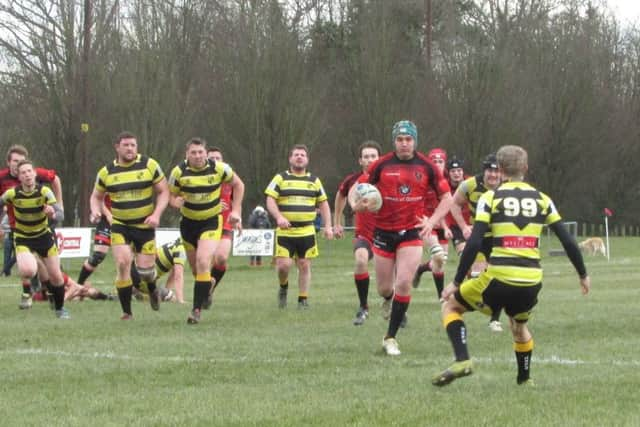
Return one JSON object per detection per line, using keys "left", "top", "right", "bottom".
{"left": 604, "top": 215, "right": 610, "bottom": 261}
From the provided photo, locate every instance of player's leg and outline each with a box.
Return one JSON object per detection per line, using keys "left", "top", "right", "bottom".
{"left": 78, "top": 219, "right": 111, "bottom": 285}
{"left": 432, "top": 275, "right": 493, "bottom": 386}
{"left": 295, "top": 234, "right": 319, "bottom": 308}
{"left": 42, "top": 252, "right": 69, "bottom": 318}
{"left": 111, "top": 237, "right": 135, "bottom": 319}
{"left": 15, "top": 243, "right": 38, "bottom": 309}
{"left": 189, "top": 238, "right": 217, "bottom": 319}
{"left": 384, "top": 243, "right": 422, "bottom": 346}
{"left": 505, "top": 283, "right": 541, "bottom": 385}
{"left": 511, "top": 318, "right": 534, "bottom": 385}
{"left": 429, "top": 232, "right": 448, "bottom": 300}
{"left": 412, "top": 236, "right": 433, "bottom": 288}
{"left": 296, "top": 258, "right": 312, "bottom": 308}
{"left": 352, "top": 239, "right": 372, "bottom": 325}
{"left": 211, "top": 232, "right": 232, "bottom": 291}
{"left": 274, "top": 234, "right": 294, "bottom": 308}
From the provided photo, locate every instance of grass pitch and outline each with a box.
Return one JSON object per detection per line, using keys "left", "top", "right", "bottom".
{"left": 1, "top": 236, "right": 638, "bottom": 426}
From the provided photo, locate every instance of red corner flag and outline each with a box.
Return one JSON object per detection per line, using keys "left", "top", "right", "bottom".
{"left": 604, "top": 208, "right": 613, "bottom": 217}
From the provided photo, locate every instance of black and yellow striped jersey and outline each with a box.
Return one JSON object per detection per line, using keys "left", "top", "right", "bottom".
{"left": 0, "top": 184, "right": 56, "bottom": 238}
{"left": 168, "top": 159, "right": 233, "bottom": 221}
{"left": 475, "top": 181, "right": 562, "bottom": 286}
{"left": 94, "top": 154, "right": 165, "bottom": 228}
{"left": 155, "top": 238, "right": 186, "bottom": 276}
{"left": 264, "top": 170, "right": 327, "bottom": 237}
{"left": 457, "top": 174, "right": 491, "bottom": 223}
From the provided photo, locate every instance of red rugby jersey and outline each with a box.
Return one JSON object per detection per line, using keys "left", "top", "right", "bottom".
{"left": 337, "top": 171, "right": 375, "bottom": 241}
{"left": 368, "top": 152, "right": 449, "bottom": 231}
{"left": 220, "top": 182, "right": 233, "bottom": 231}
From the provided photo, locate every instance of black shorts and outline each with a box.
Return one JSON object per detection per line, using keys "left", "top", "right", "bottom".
{"left": 275, "top": 234, "right": 318, "bottom": 259}
{"left": 372, "top": 228, "right": 422, "bottom": 258}
{"left": 14, "top": 232, "right": 58, "bottom": 258}
{"left": 457, "top": 276, "right": 542, "bottom": 323}
{"left": 111, "top": 223, "right": 156, "bottom": 254}
{"left": 450, "top": 225, "right": 465, "bottom": 246}
{"left": 94, "top": 216, "right": 112, "bottom": 246}
{"left": 180, "top": 216, "right": 221, "bottom": 250}
{"left": 353, "top": 237, "right": 373, "bottom": 260}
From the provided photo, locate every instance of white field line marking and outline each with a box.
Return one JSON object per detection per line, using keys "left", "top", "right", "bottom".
{"left": 3, "top": 348, "right": 640, "bottom": 367}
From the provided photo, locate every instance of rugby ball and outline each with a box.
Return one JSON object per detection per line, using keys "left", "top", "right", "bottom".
{"left": 351, "top": 183, "right": 383, "bottom": 212}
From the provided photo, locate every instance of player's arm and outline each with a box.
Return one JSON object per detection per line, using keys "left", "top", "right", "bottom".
{"left": 90, "top": 171, "right": 107, "bottom": 223}
{"left": 89, "top": 189, "right": 105, "bottom": 223}
{"left": 418, "top": 192, "right": 453, "bottom": 238}
{"left": 333, "top": 191, "right": 347, "bottom": 238}
{"left": 549, "top": 221, "right": 590, "bottom": 295}
{"left": 454, "top": 221, "right": 487, "bottom": 285}
{"left": 450, "top": 189, "right": 470, "bottom": 232}
{"left": 50, "top": 175, "right": 64, "bottom": 211}
{"left": 146, "top": 177, "right": 169, "bottom": 227}
{"left": 42, "top": 188, "right": 62, "bottom": 221}
{"left": 229, "top": 174, "right": 245, "bottom": 231}
{"left": 318, "top": 200, "right": 333, "bottom": 240}
{"left": 100, "top": 200, "right": 112, "bottom": 225}
{"left": 266, "top": 196, "right": 289, "bottom": 229}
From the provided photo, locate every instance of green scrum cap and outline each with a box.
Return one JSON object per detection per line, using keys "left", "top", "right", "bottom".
{"left": 391, "top": 120, "right": 418, "bottom": 145}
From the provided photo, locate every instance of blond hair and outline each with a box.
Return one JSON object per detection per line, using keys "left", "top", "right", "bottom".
{"left": 497, "top": 145, "right": 528, "bottom": 179}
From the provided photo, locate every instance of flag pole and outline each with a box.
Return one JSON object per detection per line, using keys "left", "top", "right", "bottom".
{"left": 604, "top": 214, "right": 610, "bottom": 261}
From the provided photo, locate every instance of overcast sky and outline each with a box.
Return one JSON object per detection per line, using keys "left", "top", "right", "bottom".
{"left": 607, "top": 0, "right": 640, "bottom": 24}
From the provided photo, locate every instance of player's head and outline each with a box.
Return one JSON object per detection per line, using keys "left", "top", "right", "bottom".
{"left": 288, "top": 144, "right": 309, "bottom": 172}
{"left": 186, "top": 137, "right": 208, "bottom": 168}
{"left": 358, "top": 140, "right": 381, "bottom": 171}
{"left": 6, "top": 144, "right": 29, "bottom": 176}
{"left": 428, "top": 148, "right": 447, "bottom": 172}
{"left": 114, "top": 131, "right": 138, "bottom": 163}
{"left": 207, "top": 146, "right": 223, "bottom": 162}
{"left": 392, "top": 120, "right": 417, "bottom": 160}
{"left": 482, "top": 153, "right": 501, "bottom": 189}
{"left": 497, "top": 145, "right": 528, "bottom": 180}
{"left": 16, "top": 159, "right": 35, "bottom": 187}
{"left": 447, "top": 156, "right": 464, "bottom": 185}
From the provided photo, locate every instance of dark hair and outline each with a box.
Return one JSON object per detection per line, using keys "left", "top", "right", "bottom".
{"left": 6, "top": 144, "right": 29, "bottom": 162}
{"left": 186, "top": 137, "right": 207, "bottom": 150}
{"left": 207, "top": 146, "right": 222, "bottom": 154}
{"left": 115, "top": 131, "right": 137, "bottom": 145}
{"left": 289, "top": 144, "right": 308, "bottom": 157}
{"left": 358, "top": 140, "right": 381, "bottom": 157}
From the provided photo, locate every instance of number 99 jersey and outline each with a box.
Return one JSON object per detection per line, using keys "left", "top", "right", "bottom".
{"left": 476, "top": 181, "right": 561, "bottom": 287}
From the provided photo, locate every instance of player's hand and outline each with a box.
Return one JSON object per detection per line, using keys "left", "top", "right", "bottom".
{"left": 276, "top": 216, "right": 291, "bottom": 229}
{"left": 229, "top": 211, "right": 242, "bottom": 235}
{"left": 43, "top": 204, "right": 55, "bottom": 219}
{"left": 352, "top": 198, "right": 370, "bottom": 213}
{"left": 89, "top": 211, "right": 101, "bottom": 224}
{"left": 220, "top": 200, "right": 230, "bottom": 212}
{"left": 444, "top": 227, "right": 453, "bottom": 240}
{"left": 441, "top": 282, "right": 458, "bottom": 301}
{"left": 416, "top": 215, "right": 435, "bottom": 238}
{"left": 333, "top": 224, "right": 344, "bottom": 239}
{"left": 462, "top": 225, "right": 472, "bottom": 240}
{"left": 104, "top": 212, "right": 113, "bottom": 225}
{"left": 173, "top": 196, "right": 185, "bottom": 209}
{"left": 580, "top": 275, "right": 591, "bottom": 295}
{"left": 144, "top": 214, "right": 160, "bottom": 228}
{"left": 324, "top": 227, "right": 334, "bottom": 240}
